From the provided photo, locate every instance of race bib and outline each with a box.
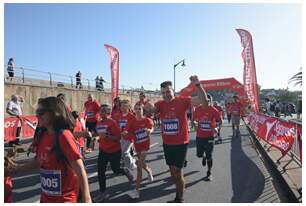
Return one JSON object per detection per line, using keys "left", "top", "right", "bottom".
{"left": 199, "top": 121, "right": 211, "bottom": 131}
{"left": 96, "top": 125, "right": 108, "bottom": 134}
{"left": 163, "top": 119, "right": 179, "bottom": 135}
{"left": 86, "top": 111, "right": 94, "bottom": 118}
{"left": 40, "top": 169, "right": 62, "bottom": 196}
{"left": 119, "top": 120, "right": 128, "bottom": 129}
{"left": 135, "top": 128, "right": 148, "bottom": 143}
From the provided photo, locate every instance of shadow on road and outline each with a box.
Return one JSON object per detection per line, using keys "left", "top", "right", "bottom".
{"left": 230, "top": 132, "right": 265, "bottom": 202}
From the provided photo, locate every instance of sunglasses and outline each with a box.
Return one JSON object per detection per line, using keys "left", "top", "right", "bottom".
{"left": 36, "top": 108, "right": 49, "bottom": 116}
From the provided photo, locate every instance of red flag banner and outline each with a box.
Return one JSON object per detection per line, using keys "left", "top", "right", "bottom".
{"left": 104, "top": 44, "right": 119, "bottom": 105}
{"left": 236, "top": 29, "right": 260, "bottom": 113}
{"left": 247, "top": 113, "right": 297, "bottom": 156}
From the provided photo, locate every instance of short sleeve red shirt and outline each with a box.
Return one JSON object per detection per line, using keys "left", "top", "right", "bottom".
{"left": 96, "top": 119, "right": 121, "bottom": 153}
{"left": 84, "top": 100, "right": 100, "bottom": 122}
{"left": 214, "top": 105, "right": 224, "bottom": 120}
{"left": 115, "top": 112, "right": 136, "bottom": 132}
{"left": 36, "top": 130, "right": 82, "bottom": 203}
{"left": 193, "top": 106, "right": 221, "bottom": 138}
{"left": 230, "top": 102, "right": 243, "bottom": 117}
{"left": 154, "top": 97, "right": 191, "bottom": 145}
{"left": 73, "top": 119, "right": 85, "bottom": 148}
{"left": 125, "top": 117, "right": 154, "bottom": 152}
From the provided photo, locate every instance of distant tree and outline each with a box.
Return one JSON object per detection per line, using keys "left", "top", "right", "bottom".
{"left": 278, "top": 88, "right": 296, "bottom": 103}
{"left": 288, "top": 68, "right": 302, "bottom": 88}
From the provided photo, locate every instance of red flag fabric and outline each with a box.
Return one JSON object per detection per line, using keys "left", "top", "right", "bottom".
{"left": 21, "top": 116, "right": 38, "bottom": 138}
{"left": 104, "top": 44, "right": 119, "bottom": 106}
{"left": 247, "top": 112, "right": 297, "bottom": 156}
{"left": 236, "top": 29, "right": 260, "bottom": 113}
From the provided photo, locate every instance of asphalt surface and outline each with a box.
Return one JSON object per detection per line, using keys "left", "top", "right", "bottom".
{"left": 11, "top": 121, "right": 290, "bottom": 203}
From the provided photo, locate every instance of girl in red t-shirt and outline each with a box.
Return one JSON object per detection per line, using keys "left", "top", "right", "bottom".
{"left": 122, "top": 103, "right": 154, "bottom": 199}
{"left": 10, "top": 97, "right": 92, "bottom": 203}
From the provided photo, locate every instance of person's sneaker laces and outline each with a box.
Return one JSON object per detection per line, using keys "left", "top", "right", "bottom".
{"left": 128, "top": 189, "right": 140, "bottom": 199}
{"left": 124, "top": 167, "right": 134, "bottom": 182}
{"left": 202, "top": 156, "right": 207, "bottom": 166}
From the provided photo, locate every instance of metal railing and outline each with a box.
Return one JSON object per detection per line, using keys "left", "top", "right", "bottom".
{"left": 4, "top": 66, "right": 162, "bottom": 97}
{"left": 4, "top": 66, "right": 112, "bottom": 91}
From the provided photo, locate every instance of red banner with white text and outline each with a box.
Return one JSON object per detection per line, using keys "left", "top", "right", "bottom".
{"left": 104, "top": 44, "right": 119, "bottom": 106}
{"left": 247, "top": 113, "right": 301, "bottom": 159}
{"left": 4, "top": 116, "right": 38, "bottom": 142}
{"left": 236, "top": 29, "right": 260, "bottom": 113}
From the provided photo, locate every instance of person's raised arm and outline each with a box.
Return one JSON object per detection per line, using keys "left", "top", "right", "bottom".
{"left": 190, "top": 75, "right": 209, "bottom": 107}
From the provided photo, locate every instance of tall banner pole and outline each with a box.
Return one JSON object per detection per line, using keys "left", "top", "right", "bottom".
{"left": 236, "top": 29, "right": 260, "bottom": 113}
{"left": 104, "top": 44, "right": 119, "bottom": 106}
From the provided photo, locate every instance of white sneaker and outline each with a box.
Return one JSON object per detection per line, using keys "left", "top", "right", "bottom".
{"left": 147, "top": 170, "right": 154, "bottom": 183}
{"left": 129, "top": 189, "right": 140, "bottom": 199}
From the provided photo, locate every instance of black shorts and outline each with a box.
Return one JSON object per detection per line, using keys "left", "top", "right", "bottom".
{"left": 163, "top": 143, "right": 188, "bottom": 168}
{"left": 196, "top": 137, "right": 214, "bottom": 158}
{"left": 85, "top": 121, "right": 97, "bottom": 133}
{"left": 8, "top": 71, "right": 14, "bottom": 77}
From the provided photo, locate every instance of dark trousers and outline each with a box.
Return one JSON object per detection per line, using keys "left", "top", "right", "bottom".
{"left": 97, "top": 150, "right": 125, "bottom": 192}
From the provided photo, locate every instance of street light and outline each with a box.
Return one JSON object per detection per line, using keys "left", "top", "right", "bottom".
{"left": 173, "top": 59, "right": 186, "bottom": 94}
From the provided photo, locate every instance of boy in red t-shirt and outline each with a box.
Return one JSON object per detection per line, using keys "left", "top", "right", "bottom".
{"left": 122, "top": 103, "right": 154, "bottom": 199}
{"left": 93, "top": 104, "right": 134, "bottom": 202}
{"left": 193, "top": 95, "right": 222, "bottom": 181}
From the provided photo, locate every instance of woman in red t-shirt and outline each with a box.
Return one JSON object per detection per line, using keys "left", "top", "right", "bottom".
{"left": 9, "top": 97, "right": 92, "bottom": 203}
{"left": 122, "top": 103, "right": 154, "bottom": 199}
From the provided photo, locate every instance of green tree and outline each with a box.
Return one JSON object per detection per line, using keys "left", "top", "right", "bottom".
{"left": 288, "top": 68, "right": 302, "bottom": 88}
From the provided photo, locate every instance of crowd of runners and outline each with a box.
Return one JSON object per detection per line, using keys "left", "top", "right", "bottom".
{"left": 4, "top": 75, "right": 244, "bottom": 203}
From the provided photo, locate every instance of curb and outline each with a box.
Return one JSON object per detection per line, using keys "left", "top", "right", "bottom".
{"left": 244, "top": 123, "right": 301, "bottom": 202}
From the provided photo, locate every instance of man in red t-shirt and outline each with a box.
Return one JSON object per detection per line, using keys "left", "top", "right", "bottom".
{"left": 230, "top": 95, "right": 243, "bottom": 137}
{"left": 145, "top": 75, "right": 209, "bottom": 203}
{"left": 193, "top": 95, "right": 222, "bottom": 181}
{"left": 84, "top": 94, "right": 100, "bottom": 153}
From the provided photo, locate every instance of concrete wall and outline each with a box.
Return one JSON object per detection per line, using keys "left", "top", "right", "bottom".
{"left": 4, "top": 82, "right": 161, "bottom": 117}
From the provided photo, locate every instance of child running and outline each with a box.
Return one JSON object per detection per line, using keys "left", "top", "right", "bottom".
{"left": 122, "top": 103, "right": 154, "bottom": 199}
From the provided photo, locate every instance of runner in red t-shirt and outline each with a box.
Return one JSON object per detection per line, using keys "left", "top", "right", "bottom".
{"left": 84, "top": 94, "right": 100, "bottom": 153}
{"left": 136, "top": 92, "right": 152, "bottom": 118}
{"left": 12, "top": 97, "right": 92, "bottom": 203}
{"left": 72, "top": 111, "right": 92, "bottom": 158}
{"left": 115, "top": 99, "right": 137, "bottom": 172}
{"left": 94, "top": 104, "right": 134, "bottom": 202}
{"left": 225, "top": 102, "right": 232, "bottom": 124}
{"left": 229, "top": 95, "right": 243, "bottom": 137}
{"left": 213, "top": 101, "right": 224, "bottom": 143}
{"left": 193, "top": 95, "right": 222, "bottom": 181}
{"left": 123, "top": 102, "right": 154, "bottom": 199}
{"left": 144, "top": 75, "right": 209, "bottom": 203}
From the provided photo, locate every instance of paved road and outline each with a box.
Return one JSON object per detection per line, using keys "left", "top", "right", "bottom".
{"left": 11, "top": 122, "right": 290, "bottom": 203}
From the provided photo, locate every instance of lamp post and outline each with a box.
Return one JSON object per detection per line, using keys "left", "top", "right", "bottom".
{"left": 173, "top": 59, "right": 186, "bottom": 94}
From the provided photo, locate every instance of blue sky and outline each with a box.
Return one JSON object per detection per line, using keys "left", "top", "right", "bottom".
{"left": 4, "top": 3, "right": 302, "bottom": 91}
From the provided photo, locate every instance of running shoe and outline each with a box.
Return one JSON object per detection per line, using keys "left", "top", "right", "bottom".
{"left": 204, "top": 170, "right": 213, "bottom": 181}
{"left": 124, "top": 167, "right": 134, "bottom": 182}
{"left": 129, "top": 189, "right": 140, "bottom": 199}
{"left": 147, "top": 170, "right": 154, "bottom": 183}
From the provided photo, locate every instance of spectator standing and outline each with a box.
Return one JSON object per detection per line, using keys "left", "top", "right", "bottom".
{"left": 264, "top": 98, "right": 273, "bottom": 116}
{"left": 297, "top": 95, "right": 302, "bottom": 119}
{"left": 76, "top": 71, "right": 82, "bottom": 89}
{"left": 274, "top": 100, "right": 281, "bottom": 117}
{"left": 99, "top": 76, "right": 105, "bottom": 91}
{"left": 6, "top": 94, "right": 23, "bottom": 146}
{"left": 95, "top": 76, "right": 101, "bottom": 91}
{"left": 7, "top": 58, "right": 15, "bottom": 81}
